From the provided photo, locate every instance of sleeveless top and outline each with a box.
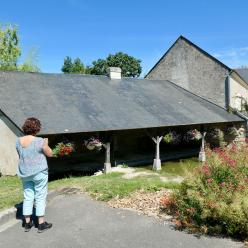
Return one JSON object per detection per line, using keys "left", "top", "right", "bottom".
{"left": 16, "top": 137, "right": 48, "bottom": 178}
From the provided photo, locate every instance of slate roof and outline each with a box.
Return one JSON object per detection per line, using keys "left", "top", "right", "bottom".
{"left": 0, "top": 71, "right": 243, "bottom": 135}
{"left": 235, "top": 68, "right": 248, "bottom": 84}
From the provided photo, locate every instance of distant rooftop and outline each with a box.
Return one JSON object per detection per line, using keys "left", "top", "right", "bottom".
{"left": 146, "top": 36, "right": 248, "bottom": 85}
{"left": 234, "top": 68, "right": 248, "bottom": 84}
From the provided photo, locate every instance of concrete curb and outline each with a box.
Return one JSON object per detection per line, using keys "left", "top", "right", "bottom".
{"left": 0, "top": 190, "right": 59, "bottom": 227}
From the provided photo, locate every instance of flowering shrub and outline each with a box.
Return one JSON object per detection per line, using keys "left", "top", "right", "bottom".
{"left": 163, "top": 131, "right": 181, "bottom": 145}
{"left": 84, "top": 137, "right": 102, "bottom": 151}
{"left": 52, "top": 142, "right": 75, "bottom": 157}
{"left": 183, "top": 129, "right": 202, "bottom": 143}
{"left": 208, "top": 128, "right": 224, "bottom": 140}
{"left": 160, "top": 144, "right": 248, "bottom": 239}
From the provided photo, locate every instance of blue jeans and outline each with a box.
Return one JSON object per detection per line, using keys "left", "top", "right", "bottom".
{"left": 22, "top": 170, "right": 48, "bottom": 217}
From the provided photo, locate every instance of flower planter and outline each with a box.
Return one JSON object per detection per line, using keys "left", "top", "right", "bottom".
{"left": 206, "top": 129, "right": 224, "bottom": 148}
{"left": 52, "top": 142, "right": 75, "bottom": 157}
{"left": 84, "top": 137, "right": 103, "bottom": 151}
{"left": 86, "top": 144, "right": 95, "bottom": 150}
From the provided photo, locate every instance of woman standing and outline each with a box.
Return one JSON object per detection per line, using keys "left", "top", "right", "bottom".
{"left": 16, "top": 117, "right": 53, "bottom": 233}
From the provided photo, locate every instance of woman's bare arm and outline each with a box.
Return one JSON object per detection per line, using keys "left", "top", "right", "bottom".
{"left": 43, "top": 138, "right": 53, "bottom": 157}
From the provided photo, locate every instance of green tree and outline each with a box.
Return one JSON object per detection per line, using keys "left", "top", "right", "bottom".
{"left": 18, "top": 47, "right": 40, "bottom": 72}
{"left": 85, "top": 65, "right": 92, "bottom": 74}
{"left": 61, "top": 56, "right": 74, "bottom": 73}
{"left": 90, "top": 59, "right": 108, "bottom": 75}
{"left": 19, "top": 61, "right": 40, "bottom": 73}
{"left": 61, "top": 56, "right": 85, "bottom": 73}
{"left": 0, "top": 24, "right": 21, "bottom": 70}
{"left": 71, "top": 58, "right": 85, "bottom": 73}
{"left": 90, "top": 52, "right": 142, "bottom": 77}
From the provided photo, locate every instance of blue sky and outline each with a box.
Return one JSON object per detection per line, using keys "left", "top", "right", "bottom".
{"left": 1, "top": 0, "right": 248, "bottom": 76}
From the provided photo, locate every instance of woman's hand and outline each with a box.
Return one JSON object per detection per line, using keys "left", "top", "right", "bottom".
{"left": 43, "top": 138, "right": 53, "bottom": 157}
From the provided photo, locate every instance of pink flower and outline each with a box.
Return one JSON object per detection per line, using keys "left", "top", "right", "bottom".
{"left": 207, "top": 178, "right": 213, "bottom": 184}
{"left": 228, "top": 159, "right": 237, "bottom": 168}
{"left": 215, "top": 149, "right": 237, "bottom": 168}
{"left": 202, "top": 164, "right": 211, "bottom": 176}
{"left": 230, "top": 144, "right": 237, "bottom": 153}
{"left": 219, "top": 182, "right": 226, "bottom": 187}
{"left": 213, "top": 147, "right": 223, "bottom": 153}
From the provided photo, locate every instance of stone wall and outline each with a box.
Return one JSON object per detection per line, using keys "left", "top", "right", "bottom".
{"left": 229, "top": 75, "right": 248, "bottom": 110}
{"left": 0, "top": 114, "right": 22, "bottom": 175}
{"left": 146, "top": 37, "right": 229, "bottom": 108}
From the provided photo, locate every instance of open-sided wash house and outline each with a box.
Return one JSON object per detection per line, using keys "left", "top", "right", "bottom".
{"left": 0, "top": 69, "right": 244, "bottom": 175}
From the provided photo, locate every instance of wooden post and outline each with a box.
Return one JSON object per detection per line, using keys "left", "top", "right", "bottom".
{"left": 199, "top": 132, "right": 206, "bottom": 162}
{"left": 103, "top": 142, "right": 111, "bottom": 173}
{"left": 152, "top": 136, "right": 163, "bottom": 171}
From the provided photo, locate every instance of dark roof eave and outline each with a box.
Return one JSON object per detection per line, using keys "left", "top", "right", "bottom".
{"left": 38, "top": 119, "right": 244, "bottom": 136}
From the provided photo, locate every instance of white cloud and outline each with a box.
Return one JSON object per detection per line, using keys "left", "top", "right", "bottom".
{"left": 213, "top": 47, "right": 248, "bottom": 68}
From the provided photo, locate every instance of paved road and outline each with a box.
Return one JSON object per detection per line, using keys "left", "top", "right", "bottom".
{"left": 0, "top": 194, "right": 242, "bottom": 248}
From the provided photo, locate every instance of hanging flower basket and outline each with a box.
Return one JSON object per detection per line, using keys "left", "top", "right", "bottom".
{"left": 163, "top": 131, "right": 181, "bottom": 145}
{"left": 183, "top": 129, "right": 202, "bottom": 143}
{"left": 84, "top": 137, "right": 103, "bottom": 151}
{"left": 224, "top": 127, "right": 239, "bottom": 143}
{"left": 52, "top": 142, "right": 75, "bottom": 157}
{"left": 86, "top": 143, "right": 95, "bottom": 150}
{"left": 206, "top": 128, "right": 224, "bottom": 147}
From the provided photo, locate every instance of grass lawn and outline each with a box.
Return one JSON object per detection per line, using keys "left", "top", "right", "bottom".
{"left": 0, "top": 176, "right": 22, "bottom": 211}
{"left": 49, "top": 172, "right": 180, "bottom": 201}
{"left": 135, "top": 157, "right": 200, "bottom": 176}
{"left": 0, "top": 157, "right": 199, "bottom": 211}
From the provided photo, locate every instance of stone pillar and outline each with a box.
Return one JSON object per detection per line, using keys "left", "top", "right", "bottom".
{"left": 152, "top": 136, "right": 163, "bottom": 171}
{"left": 103, "top": 142, "right": 111, "bottom": 173}
{"left": 199, "top": 132, "right": 206, "bottom": 162}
